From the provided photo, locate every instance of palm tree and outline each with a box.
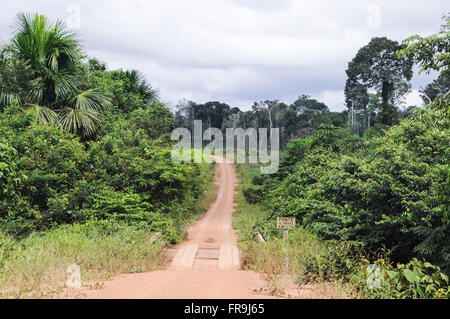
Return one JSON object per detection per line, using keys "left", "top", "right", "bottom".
{"left": 0, "top": 13, "right": 110, "bottom": 136}
{"left": 0, "top": 54, "right": 33, "bottom": 109}
{"left": 123, "top": 70, "right": 157, "bottom": 103}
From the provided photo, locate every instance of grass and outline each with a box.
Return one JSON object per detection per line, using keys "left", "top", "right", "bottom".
{"left": 0, "top": 221, "right": 166, "bottom": 298}
{"left": 232, "top": 164, "right": 268, "bottom": 241}
{"left": 233, "top": 164, "right": 450, "bottom": 299}
{"left": 232, "top": 163, "right": 353, "bottom": 298}
{"left": 194, "top": 161, "right": 219, "bottom": 214}
{"left": 0, "top": 160, "right": 218, "bottom": 299}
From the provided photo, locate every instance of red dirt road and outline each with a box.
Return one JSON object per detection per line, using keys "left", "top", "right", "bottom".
{"left": 84, "top": 158, "right": 272, "bottom": 299}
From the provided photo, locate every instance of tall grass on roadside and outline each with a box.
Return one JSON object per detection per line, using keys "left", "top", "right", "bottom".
{"left": 233, "top": 163, "right": 450, "bottom": 299}
{"left": 240, "top": 228, "right": 362, "bottom": 286}
{"left": 233, "top": 164, "right": 362, "bottom": 297}
{"left": 0, "top": 220, "right": 165, "bottom": 298}
{"left": 0, "top": 160, "right": 217, "bottom": 299}
{"left": 195, "top": 161, "right": 218, "bottom": 213}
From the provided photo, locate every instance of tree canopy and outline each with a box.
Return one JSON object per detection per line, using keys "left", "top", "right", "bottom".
{"left": 346, "top": 37, "right": 413, "bottom": 126}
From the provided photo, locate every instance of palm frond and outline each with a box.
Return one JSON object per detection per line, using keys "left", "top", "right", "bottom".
{"left": 28, "top": 77, "right": 45, "bottom": 104}
{"left": 124, "top": 69, "right": 157, "bottom": 102}
{"left": 72, "top": 89, "right": 111, "bottom": 112}
{"left": 27, "top": 103, "right": 59, "bottom": 126}
{"left": 52, "top": 69, "right": 79, "bottom": 101}
{"left": 0, "top": 92, "right": 20, "bottom": 107}
{"left": 59, "top": 107, "right": 101, "bottom": 136}
{"left": 8, "top": 12, "right": 82, "bottom": 105}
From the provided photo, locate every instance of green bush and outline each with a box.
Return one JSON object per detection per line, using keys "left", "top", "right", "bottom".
{"left": 243, "top": 185, "right": 264, "bottom": 204}
{"left": 267, "top": 100, "right": 450, "bottom": 272}
{"left": 0, "top": 221, "right": 166, "bottom": 297}
{"left": 0, "top": 107, "right": 87, "bottom": 234}
{"left": 0, "top": 140, "right": 21, "bottom": 212}
{"left": 80, "top": 186, "right": 154, "bottom": 223}
{"left": 300, "top": 240, "right": 364, "bottom": 283}
{"left": 129, "top": 102, "right": 175, "bottom": 140}
{"left": 354, "top": 258, "right": 449, "bottom": 299}
{"left": 0, "top": 101, "right": 207, "bottom": 243}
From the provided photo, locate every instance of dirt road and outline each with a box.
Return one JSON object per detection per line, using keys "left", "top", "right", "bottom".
{"left": 84, "top": 158, "right": 272, "bottom": 299}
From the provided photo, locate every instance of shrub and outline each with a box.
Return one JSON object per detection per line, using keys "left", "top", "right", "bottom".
{"left": 128, "top": 102, "right": 175, "bottom": 140}
{"left": 353, "top": 258, "right": 449, "bottom": 299}
{"left": 243, "top": 185, "right": 264, "bottom": 204}
{"left": 80, "top": 186, "right": 154, "bottom": 223}
{"left": 267, "top": 101, "right": 450, "bottom": 272}
{"left": 0, "top": 101, "right": 207, "bottom": 243}
{"left": 0, "top": 221, "right": 166, "bottom": 298}
{"left": 300, "top": 240, "right": 364, "bottom": 283}
{"left": 0, "top": 140, "right": 21, "bottom": 212}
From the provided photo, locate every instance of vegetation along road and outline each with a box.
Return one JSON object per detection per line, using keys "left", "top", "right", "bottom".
{"left": 85, "top": 158, "right": 273, "bottom": 299}
{"left": 0, "top": 11, "right": 448, "bottom": 299}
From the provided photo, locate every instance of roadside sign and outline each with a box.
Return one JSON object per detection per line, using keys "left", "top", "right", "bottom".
{"left": 277, "top": 217, "right": 296, "bottom": 230}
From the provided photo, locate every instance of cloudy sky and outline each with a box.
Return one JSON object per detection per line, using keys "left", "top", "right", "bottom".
{"left": 1, "top": 0, "right": 448, "bottom": 111}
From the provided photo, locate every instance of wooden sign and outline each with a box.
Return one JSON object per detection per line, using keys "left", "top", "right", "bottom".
{"left": 277, "top": 217, "right": 296, "bottom": 230}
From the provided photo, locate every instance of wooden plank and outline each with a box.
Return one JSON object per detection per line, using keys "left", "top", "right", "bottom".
{"left": 193, "top": 259, "right": 218, "bottom": 270}
{"left": 196, "top": 249, "right": 220, "bottom": 259}
{"left": 218, "top": 245, "right": 239, "bottom": 269}
{"left": 218, "top": 245, "right": 230, "bottom": 269}
{"left": 171, "top": 244, "right": 198, "bottom": 268}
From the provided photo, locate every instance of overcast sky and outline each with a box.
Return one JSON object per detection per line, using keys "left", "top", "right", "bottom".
{"left": 1, "top": 0, "right": 448, "bottom": 111}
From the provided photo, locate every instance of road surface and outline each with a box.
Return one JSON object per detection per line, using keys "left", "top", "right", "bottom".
{"left": 84, "top": 158, "right": 272, "bottom": 299}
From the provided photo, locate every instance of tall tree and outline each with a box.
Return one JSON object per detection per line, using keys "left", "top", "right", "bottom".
{"left": 421, "top": 74, "right": 450, "bottom": 103}
{"left": 291, "top": 95, "right": 329, "bottom": 136}
{"left": 344, "top": 78, "right": 369, "bottom": 132}
{"left": 0, "top": 13, "right": 111, "bottom": 136}
{"left": 346, "top": 37, "right": 413, "bottom": 126}
{"left": 398, "top": 16, "right": 450, "bottom": 99}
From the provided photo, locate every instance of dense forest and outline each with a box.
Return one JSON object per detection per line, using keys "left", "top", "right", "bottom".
{"left": 0, "top": 12, "right": 449, "bottom": 298}
{"left": 177, "top": 15, "right": 450, "bottom": 298}
{"left": 0, "top": 13, "right": 213, "bottom": 244}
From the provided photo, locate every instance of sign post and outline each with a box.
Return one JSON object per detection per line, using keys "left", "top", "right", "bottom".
{"left": 277, "top": 217, "right": 296, "bottom": 241}
{"left": 277, "top": 217, "right": 296, "bottom": 271}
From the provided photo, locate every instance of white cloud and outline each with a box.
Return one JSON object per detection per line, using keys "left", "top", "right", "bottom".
{"left": 0, "top": 0, "right": 447, "bottom": 111}
{"left": 317, "top": 90, "right": 346, "bottom": 112}
{"left": 404, "top": 90, "right": 424, "bottom": 108}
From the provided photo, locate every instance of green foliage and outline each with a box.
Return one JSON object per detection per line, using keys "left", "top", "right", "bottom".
{"left": 346, "top": 37, "right": 413, "bottom": 126}
{"left": 0, "top": 13, "right": 111, "bottom": 137}
{"left": 79, "top": 186, "right": 154, "bottom": 223}
{"left": 0, "top": 220, "right": 166, "bottom": 297}
{"left": 0, "top": 141, "right": 24, "bottom": 218}
{"left": 422, "top": 73, "right": 450, "bottom": 102}
{"left": 398, "top": 19, "right": 450, "bottom": 77}
{"left": 0, "top": 141, "right": 18, "bottom": 197}
{"left": 88, "top": 67, "right": 156, "bottom": 114}
{"left": 300, "top": 240, "right": 363, "bottom": 283}
{"left": 0, "top": 106, "right": 87, "bottom": 233}
{"left": 0, "top": 98, "right": 208, "bottom": 244}
{"left": 129, "top": 102, "right": 175, "bottom": 140}
{"left": 354, "top": 258, "right": 449, "bottom": 299}
{"left": 236, "top": 162, "right": 449, "bottom": 299}
{"left": 177, "top": 95, "right": 347, "bottom": 151}
{"left": 243, "top": 185, "right": 264, "bottom": 204}
{"left": 264, "top": 98, "right": 450, "bottom": 272}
